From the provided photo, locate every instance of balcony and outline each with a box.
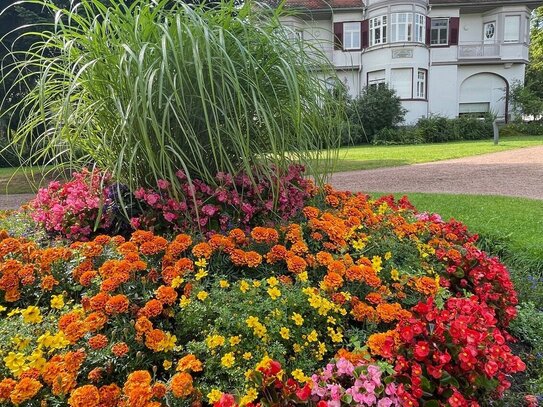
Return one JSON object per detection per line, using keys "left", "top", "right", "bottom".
{"left": 458, "top": 42, "right": 500, "bottom": 59}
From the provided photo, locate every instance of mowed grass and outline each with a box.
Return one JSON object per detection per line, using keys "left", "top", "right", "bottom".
{"left": 0, "top": 166, "right": 61, "bottom": 195}
{"left": 332, "top": 135, "right": 543, "bottom": 172}
{"left": 376, "top": 192, "right": 543, "bottom": 266}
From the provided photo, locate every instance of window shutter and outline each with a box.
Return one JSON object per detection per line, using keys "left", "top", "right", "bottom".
{"left": 334, "top": 22, "right": 343, "bottom": 50}
{"left": 425, "top": 17, "right": 431, "bottom": 45}
{"left": 449, "top": 17, "right": 459, "bottom": 45}
{"left": 361, "top": 19, "right": 369, "bottom": 48}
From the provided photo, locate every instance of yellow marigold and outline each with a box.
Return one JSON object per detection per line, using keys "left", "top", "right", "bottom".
{"left": 240, "top": 388, "right": 258, "bottom": 406}
{"left": 291, "top": 369, "right": 310, "bottom": 384}
{"left": 196, "top": 291, "right": 208, "bottom": 301}
{"left": 206, "top": 335, "right": 225, "bottom": 349}
{"left": 21, "top": 306, "right": 42, "bottom": 324}
{"left": 221, "top": 352, "right": 235, "bottom": 368}
{"left": 50, "top": 295, "right": 65, "bottom": 309}
{"left": 219, "top": 280, "right": 230, "bottom": 288}
{"left": 267, "top": 287, "right": 281, "bottom": 300}
{"left": 208, "top": 389, "right": 223, "bottom": 403}
{"left": 3, "top": 352, "right": 25, "bottom": 376}
{"left": 291, "top": 313, "right": 304, "bottom": 326}
{"left": 68, "top": 385, "right": 100, "bottom": 407}
{"left": 9, "top": 378, "right": 42, "bottom": 405}
{"left": 306, "top": 330, "right": 318, "bottom": 342}
{"left": 243, "top": 352, "right": 253, "bottom": 360}
{"left": 229, "top": 336, "right": 241, "bottom": 346}
{"left": 170, "top": 372, "right": 193, "bottom": 398}
{"left": 279, "top": 327, "right": 290, "bottom": 340}
{"left": 239, "top": 280, "right": 250, "bottom": 293}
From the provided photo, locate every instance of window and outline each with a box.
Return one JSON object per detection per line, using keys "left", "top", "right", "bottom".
{"left": 414, "top": 14, "right": 425, "bottom": 43}
{"left": 367, "top": 70, "right": 386, "bottom": 89}
{"left": 390, "top": 68, "right": 412, "bottom": 99}
{"left": 416, "top": 69, "right": 426, "bottom": 99}
{"left": 430, "top": 18, "right": 449, "bottom": 45}
{"left": 484, "top": 22, "right": 496, "bottom": 42}
{"left": 459, "top": 102, "right": 490, "bottom": 117}
{"left": 370, "top": 15, "right": 387, "bottom": 46}
{"left": 504, "top": 15, "right": 520, "bottom": 43}
{"left": 343, "top": 22, "right": 361, "bottom": 50}
{"left": 391, "top": 13, "right": 413, "bottom": 42}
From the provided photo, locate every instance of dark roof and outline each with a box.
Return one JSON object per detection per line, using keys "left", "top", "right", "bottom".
{"left": 273, "top": 0, "right": 364, "bottom": 11}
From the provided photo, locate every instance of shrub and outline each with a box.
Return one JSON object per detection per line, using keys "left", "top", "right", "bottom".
{"left": 500, "top": 121, "right": 543, "bottom": 137}
{"left": 3, "top": 0, "right": 344, "bottom": 199}
{"left": 414, "top": 114, "right": 493, "bottom": 143}
{"left": 372, "top": 126, "right": 424, "bottom": 145}
{"left": 0, "top": 188, "right": 525, "bottom": 406}
{"left": 346, "top": 85, "right": 406, "bottom": 144}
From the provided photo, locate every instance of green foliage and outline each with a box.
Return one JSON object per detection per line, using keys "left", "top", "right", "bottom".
{"left": 346, "top": 85, "right": 406, "bottom": 145}
{"left": 509, "top": 81, "right": 543, "bottom": 118}
{"left": 372, "top": 114, "right": 494, "bottom": 145}
{"left": 499, "top": 120, "right": 543, "bottom": 137}
{"left": 1, "top": 0, "right": 344, "bottom": 197}
{"left": 510, "top": 302, "right": 543, "bottom": 351}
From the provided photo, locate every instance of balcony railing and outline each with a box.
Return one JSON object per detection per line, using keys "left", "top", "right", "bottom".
{"left": 458, "top": 42, "right": 501, "bottom": 59}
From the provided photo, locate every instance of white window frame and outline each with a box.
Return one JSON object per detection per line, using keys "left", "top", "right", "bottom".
{"left": 415, "top": 14, "right": 425, "bottom": 43}
{"left": 367, "top": 70, "right": 386, "bottom": 89}
{"left": 370, "top": 15, "right": 387, "bottom": 46}
{"left": 430, "top": 18, "right": 449, "bottom": 45}
{"left": 343, "top": 22, "right": 361, "bottom": 50}
{"left": 391, "top": 13, "right": 413, "bottom": 42}
{"left": 504, "top": 15, "right": 520, "bottom": 43}
{"left": 416, "top": 69, "right": 426, "bottom": 99}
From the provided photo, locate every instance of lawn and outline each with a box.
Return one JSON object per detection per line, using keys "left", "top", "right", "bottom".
{"left": 0, "top": 165, "right": 60, "bottom": 195}
{"left": 332, "top": 135, "right": 543, "bottom": 172}
{"left": 378, "top": 192, "right": 543, "bottom": 285}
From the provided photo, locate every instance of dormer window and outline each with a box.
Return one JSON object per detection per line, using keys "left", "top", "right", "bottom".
{"left": 343, "top": 22, "right": 361, "bottom": 50}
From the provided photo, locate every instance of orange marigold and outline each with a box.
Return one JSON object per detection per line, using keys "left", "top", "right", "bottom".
{"left": 140, "top": 236, "right": 168, "bottom": 256}
{"left": 365, "top": 292, "right": 383, "bottom": 305}
{"left": 64, "top": 321, "right": 87, "bottom": 343}
{"left": 111, "top": 342, "right": 130, "bottom": 357}
{"left": 327, "top": 260, "right": 346, "bottom": 276}
{"left": 40, "top": 275, "right": 59, "bottom": 291}
{"left": 290, "top": 241, "right": 308, "bottom": 256}
{"left": 68, "top": 385, "right": 100, "bottom": 407}
{"left": 9, "top": 378, "right": 42, "bottom": 405}
{"left": 376, "top": 302, "right": 402, "bottom": 323}
{"left": 123, "top": 371, "right": 152, "bottom": 395}
{"left": 286, "top": 254, "right": 307, "bottom": 274}
{"left": 250, "top": 227, "right": 279, "bottom": 244}
{"left": 145, "top": 329, "right": 166, "bottom": 352}
{"left": 170, "top": 372, "right": 193, "bottom": 398}
{"left": 52, "top": 372, "right": 77, "bottom": 396}
{"left": 191, "top": 242, "right": 213, "bottom": 259}
{"left": 228, "top": 228, "right": 246, "bottom": 244}
{"left": 88, "top": 334, "right": 108, "bottom": 350}
{"left": 265, "top": 245, "right": 288, "bottom": 264}
{"left": 87, "top": 368, "right": 104, "bottom": 382}
{"left": 315, "top": 251, "right": 334, "bottom": 267}
{"left": 104, "top": 294, "right": 129, "bottom": 315}
{"left": 302, "top": 206, "right": 320, "bottom": 219}
{"left": 131, "top": 230, "right": 155, "bottom": 245}
{"left": 0, "top": 378, "right": 16, "bottom": 401}
{"left": 89, "top": 292, "right": 111, "bottom": 312}
{"left": 244, "top": 251, "right": 262, "bottom": 268}
{"left": 135, "top": 317, "right": 153, "bottom": 335}
{"left": 139, "top": 299, "right": 164, "bottom": 318}
{"left": 152, "top": 383, "right": 167, "bottom": 399}
{"left": 176, "top": 354, "right": 203, "bottom": 373}
{"left": 79, "top": 270, "right": 98, "bottom": 287}
{"left": 414, "top": 276, "right": 439, "bottom": 296}
{"left": 93, "top": 235, "right": 111, "bottom": 245}
{"left": 366, "top": 330, "right": 398, "bottom": 358}
{"left": 229, "top": 249, "right": 246, "bottom": 267}
{"left": 174, "top": 258, "right": 194, "bottom": 275}
{"left": 84, "top": 312, "right": 108, "bottom": 332}
{"left": 322, "top": 272, "right": 344, "bottom": 291}
{"left": 156, "top": 285, "right": 178, "bottom": 305}
{"left": 351, "top": 301, "right": 377, "bottom": 322}
{"left": 58, "top": 312, "right": 80, "bottom": 331}
{"left": 99, "top": 384, "right": 121, "bottom": 407}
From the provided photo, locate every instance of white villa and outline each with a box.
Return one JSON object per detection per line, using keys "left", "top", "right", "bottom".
{"left": 272, "top": 0, "right": 541, "bottom": 123}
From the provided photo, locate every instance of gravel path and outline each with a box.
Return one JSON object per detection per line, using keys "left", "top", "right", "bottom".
{"left": 1, "top": 146, "right": 542, "bottom": 210}
{"left": 330, "top": 146, "right": 543, "bottom": 200}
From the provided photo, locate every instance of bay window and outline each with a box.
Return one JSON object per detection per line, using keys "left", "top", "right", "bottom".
{"left": 370, "top": 15, "right": 387, "bottom": 46}
{"left": 391, "top": 13, "right": 413, "bottom": 42}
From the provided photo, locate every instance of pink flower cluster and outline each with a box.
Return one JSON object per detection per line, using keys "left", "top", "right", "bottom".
{"left": 311, "top": 359, "right": 400, "bottom": 407}
{"left": 132, "top": 165, "right": 315, "bottom": 234}
{"left": 30, "top": 168, "right": 113, "bottom": 240}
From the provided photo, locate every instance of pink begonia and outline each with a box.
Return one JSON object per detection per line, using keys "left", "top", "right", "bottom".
{"left": 30, "top": 168, "right": 113, "bottom": 241}
{"left": 133, "top": 164, "right": 315, "bottom": 235}
{"left": 311, "top": 359, "right": 400, "bottom": 407}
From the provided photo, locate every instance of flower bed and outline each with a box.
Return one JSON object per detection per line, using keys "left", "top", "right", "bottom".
{"left": 0, "top": 183, "right": 525, "bottom": 406}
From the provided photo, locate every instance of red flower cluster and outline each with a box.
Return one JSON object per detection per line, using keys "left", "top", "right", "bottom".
{"left": 394, "top": 296, "right": 525, "bottom": 407}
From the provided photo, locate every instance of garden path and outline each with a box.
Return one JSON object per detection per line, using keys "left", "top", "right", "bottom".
{"left": 330, "top": 145, "right": 543, "bottom": 200}
{"left": 1, "top": 146, "right": 542, "bottom": 210}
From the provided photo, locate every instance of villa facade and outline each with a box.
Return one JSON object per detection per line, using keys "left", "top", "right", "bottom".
{"left": 273, "top": 0, "right": 541, "bottom": 123}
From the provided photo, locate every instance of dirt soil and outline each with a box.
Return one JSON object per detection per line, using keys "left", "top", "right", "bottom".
{"left": 330, "top": 146, "right": 543, "bottom": 200}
